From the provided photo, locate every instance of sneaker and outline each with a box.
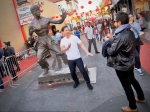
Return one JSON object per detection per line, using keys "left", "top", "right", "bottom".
{"left": 134, "top": 68, "right": 138, "bottom": 70}
{"left": 95, "top": 52, "right": 100, "bottom": 54}
{"left": 137, "top": 69, "right": 144, "bottom": 76}
{"left": 0, "top": 89, "right": 4, "bottom": 92}
{"left": 87, "top": 83, "right": 93, "bottom": 90}
{"left": 73, "top": 82, "right": 80, "bottom": 88}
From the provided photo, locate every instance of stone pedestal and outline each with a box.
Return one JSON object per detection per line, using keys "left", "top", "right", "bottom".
{"left": 38, "top": 65, "right": 97, "bottom": 84}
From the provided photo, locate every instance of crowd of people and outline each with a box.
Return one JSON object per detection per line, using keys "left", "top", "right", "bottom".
{"left": 0, "top": 6, "right": 147, "bottom": 111}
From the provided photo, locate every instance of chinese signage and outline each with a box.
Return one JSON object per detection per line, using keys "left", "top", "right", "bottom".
{"left": 16, "top": 0, "right": 28, "bottom": 6}
{"left": 17, "top": 5, "right": 34, "bottom": 25}
{"left": 102, "top": 0, "right": 112, "bottom": 6}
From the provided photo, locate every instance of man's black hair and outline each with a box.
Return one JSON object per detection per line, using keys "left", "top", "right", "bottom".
{"left": 7, "top": 41, "right": 11, "bottom": 46}
{"left": 3, "top": 42, "right": 8, "bottom": 46}
{"left": 61, "top": 26, "right": 68, "bottom": 32}
{"left": 116, "top": 11, "right": 129, "bottom": 25}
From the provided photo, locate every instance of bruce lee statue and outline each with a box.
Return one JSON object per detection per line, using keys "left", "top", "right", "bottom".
{"left": 28, "top": 4, "right": 67, "bottom": 75}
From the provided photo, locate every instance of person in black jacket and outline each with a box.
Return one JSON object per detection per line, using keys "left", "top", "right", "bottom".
{"left": 3, "top": 42, "right": 18, "bottom": 80}
{"left": 104, "top": 12, "right": 146, "bottom": 112}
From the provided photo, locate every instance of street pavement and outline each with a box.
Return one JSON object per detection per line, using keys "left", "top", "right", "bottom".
{"left": 0, "top": 35, "right": 150, "bottom": 112}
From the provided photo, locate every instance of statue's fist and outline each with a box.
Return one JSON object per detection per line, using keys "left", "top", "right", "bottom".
{"left": 61, "top": 8, "right": 67, "bottom": 19}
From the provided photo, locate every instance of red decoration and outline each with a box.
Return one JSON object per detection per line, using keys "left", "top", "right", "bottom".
{"left": 67, "top": 12, "right": 70, "bottom": 16}
{"left": 76, "top": 13, "right": 78, "bottom": 15}
{"left": 56, "top": 16, "right": 59, "bottom": 18}
{"left": 51, "top": 16, "right": 55, "bottom": 19}
{"left": 73, "top": 10, "right": 76, "bottom": 12}
{"left": 89, "top": 10, "right": 92, "bottom": 13}
{"left": 96, "top": 8, "right": 99, "bottom": 12}
{"left": 81, "top": 6, "right": 84, "bottom": 9}
{"left": 88, "top": 1, "right": 92, "bottom": 4}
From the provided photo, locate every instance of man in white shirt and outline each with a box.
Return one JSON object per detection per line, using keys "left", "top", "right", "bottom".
{"left": 97, "top": 20, "right": 102, "bottom": 41}
{"left": 60, "top": 26, "right": 93, "bottom": 90}
{"left": 84, "top": 21, "right": 100, "bottom": 53}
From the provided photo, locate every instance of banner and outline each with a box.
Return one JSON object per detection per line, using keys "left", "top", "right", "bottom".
{"left": 16, "top": 5, "right": 34, "bottom": 25}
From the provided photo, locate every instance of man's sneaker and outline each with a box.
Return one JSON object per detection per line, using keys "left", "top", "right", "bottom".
{"left": 137, "top": 69, "right": 144, "bottom": 76}
{"left": 0, "top": 89, "right": 4, "bottom": 92}
{"left": 73, "top": 82, "right": 80, "bottom": 88}
{"left": 95, "top": 52, "right": 100, "bottom": 54}
{"left": 134, "top": 68, "right": 138, "bottom": 70}
{"left": 87, "top": 83, "right": 93, "bottom": 90}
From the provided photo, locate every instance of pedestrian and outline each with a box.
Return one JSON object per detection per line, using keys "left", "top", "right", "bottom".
{"left": 60, "top": 26, "right": 93, "bottom": 90}
{"left": 55, "top": 30, "right": 63, "bottom": 44}
{"left": 74, "top": 27, "right": 81, "bottom": 39}
{"left": 0, "top": 49, "right": 4, "bottom": 92}
{"left": 3, "top": 42, "right": 18, "bottom": 80}
{"left": 129, "top": 13, "right": 143, "bottom": 75}
{"left": 84, "top": 21, "right": 100, "bottom": 54}
{"left": 7, "top": 41, "right": 20, "bottom": 72}
{"left": 103, "top": 12, "right": 146, "bottom": 112}
{"left": 97, "top": 19, "right": 102, "bottom": 41}
{"left": 100, "top": 20, "right": 112, "bottom": 43}
{"left": 93, "top": 26, "right": 99, "bottom": 41}
{"left": 137, "top": 13, "right": 146, "bottom": 31}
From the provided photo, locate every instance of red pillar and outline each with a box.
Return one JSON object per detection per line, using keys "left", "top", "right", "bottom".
{"left": 12, "top": 0, "right": 27, "bottom": 42}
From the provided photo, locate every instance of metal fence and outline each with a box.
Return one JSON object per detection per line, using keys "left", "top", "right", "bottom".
{"left": 0, "top": 48, "right": 37, "bottom": 88}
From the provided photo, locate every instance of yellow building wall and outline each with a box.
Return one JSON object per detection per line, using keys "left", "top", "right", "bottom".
{"left": 23, "top": 0, "right": 64, "bottom": 38}
{"left": 0, "top": 0, "right": 25, "bottom": 52}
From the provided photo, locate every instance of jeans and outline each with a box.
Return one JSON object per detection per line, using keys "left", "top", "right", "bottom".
{"left": 115, "top": 69, "right": 145, "bottom": 109}
{"left": 88, "top": 38, "right": 98, "bottom": 53}
{"left": 0, "top": 77, "right": 4, "bottom": 89}
{"left": 68, "top": 58, "right": 90, "bottom": 84}
{"left": 134, "top": 38, "right": 141, "bottom": 69}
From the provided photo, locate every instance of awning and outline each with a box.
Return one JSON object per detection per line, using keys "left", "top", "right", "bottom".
{"left": 112, "top": 0, "right": 119, "bottom": 5}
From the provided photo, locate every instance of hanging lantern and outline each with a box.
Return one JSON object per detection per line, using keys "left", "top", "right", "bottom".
{"left": 96, "top": 8, "right": 99, "bottom": 12}
{"left": 88, "top": 1, "right": 92, "bottom": 4}
{"left": 67, "top": 12, "right": 70, "bottom": 16}
{"left": 56, "top": 16, "right": 59, "bottom": 18}
{"left": 51, "top": 16, "right": 55, "bottom": 19}
{"left": 89, "top": 10, "right": 92, "bottom": 13}
{"left": 73, "top": 10, "right": 76, "bottom": 12}
{"left": 81, "top": 5, "right": 84, "bottom": 9}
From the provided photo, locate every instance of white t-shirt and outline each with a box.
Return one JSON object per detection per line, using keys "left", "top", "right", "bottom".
{"left": 84, "top": 26, "right": 95, "bottom": 39}
{"left": 60, "top": 35, "right": 82, "bottom": 60}
{"left": 97, "top": 24, "right": 102, "bottom": 32}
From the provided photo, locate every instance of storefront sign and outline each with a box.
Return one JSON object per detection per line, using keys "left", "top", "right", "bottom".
{"left": 20, "top": 16, "right": 34, "bottom": 25}
{"left": 17, "top": 5, "right": 34, "bottom": 25}
{"left": 16, "top": 0, "right": 28, "bottom": 6}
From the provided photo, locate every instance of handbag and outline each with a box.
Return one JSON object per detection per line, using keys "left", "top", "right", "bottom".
{"left": 131, "top": 26, "right": 144, "bottom": 45}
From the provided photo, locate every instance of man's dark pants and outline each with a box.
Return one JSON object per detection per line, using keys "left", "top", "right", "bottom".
{"left": 115, "top": 69, "right": 145, "bottom": 109}
{"left": 88, "top": 38, "right": 98, "bottom": 53}
{"left": 134, "top": 38, "right": 141, "bottom": 69}
{"left": 68, "top": 58, "right": 90, "bottom": 84}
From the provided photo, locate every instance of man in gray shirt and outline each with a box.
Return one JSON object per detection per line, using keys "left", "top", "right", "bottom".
{"left": 137, "top": 13, "right": 146, "bottom": 31}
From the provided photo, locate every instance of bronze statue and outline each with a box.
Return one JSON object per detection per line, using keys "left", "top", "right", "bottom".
{"left": 29, "top": 4, "right": 67, "bottom": 75}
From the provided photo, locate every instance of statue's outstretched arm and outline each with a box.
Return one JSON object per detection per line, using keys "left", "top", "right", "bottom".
{"left": 48, "top": 9, "right": 67, "bottom": 24}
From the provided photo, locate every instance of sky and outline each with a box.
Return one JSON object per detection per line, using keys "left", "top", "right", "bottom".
{"left": 78, "top": 0, "right": 102, "bottom": 12}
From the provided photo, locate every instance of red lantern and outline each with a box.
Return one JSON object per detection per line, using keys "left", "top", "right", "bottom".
{"left": 56, "top": 16, "right": 59, "bottom": 18}
{"left": 67, "top": 12, "right": 70, "bottom": 16}
{"left": 51, "top": 16, "right": 55, "bottom": 19}
{"left": 88, "top": 1, "right": 92, "bottom": 4}
{"left": 73, "top": 10, "right": 76, "bottom": 12}
{"left": 81, "top": 5, "right": 84, "bottom": 9}
{"left": 96, "top": 8, "right": 99, "bottom": 12}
